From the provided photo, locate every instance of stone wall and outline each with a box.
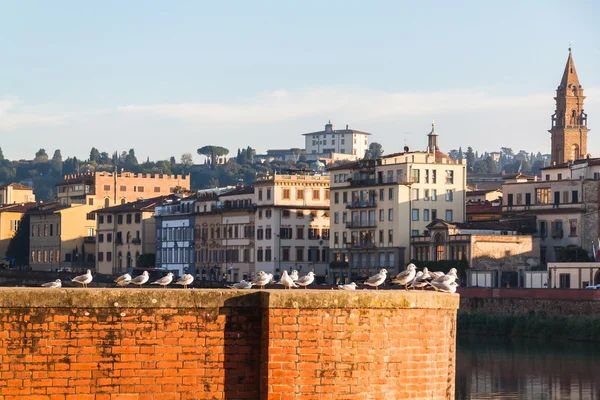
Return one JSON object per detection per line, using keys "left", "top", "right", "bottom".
{"left": 0, "top": 288, "right": 459, "bottom": 400}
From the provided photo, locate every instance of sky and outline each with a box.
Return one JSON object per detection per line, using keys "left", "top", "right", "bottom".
{"left": 1, "top": 1, "right": 599, "bottom": 163}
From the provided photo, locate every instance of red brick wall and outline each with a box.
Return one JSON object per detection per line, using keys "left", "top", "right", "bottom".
{"left": 0, "top": 289, "right": 458, "bottom": 399}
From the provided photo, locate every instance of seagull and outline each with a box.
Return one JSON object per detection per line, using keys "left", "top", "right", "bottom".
{"left": 151, "top": 272, "right": 174, "bottom": 288}
{"left": 290, "top": 270, "right": 299, "bottom": 282}
{"left": 420, "top": 267, "right": 432, "bottom": 281}
{"left": 337, "top": 282, "right": 357, "bottom": 290}
{"left": 131, "top": 271, "right": 149, "bottom": 288}
{"left": 41, "top": 279, "right": 61, "bottom": 288}
{"left": 408, "top": 271, "right": 430, "bottom": 290}
{"left": 431, "top": 274, "right": 458, "bottom": 286}
{"left": 295, "top": 271, "right": 315, "bottom": 289}
{"left": 252, "top": 273, "right": 272, "bottom": 289}
{"left": 276, "top": 270, "right": 298, "bottom": 289}
{"left": 364, "top": 269, "right": 388, "bottom": 290}
{"left": 72, "top": 269, "right": 93, "bottom": 288}
{"left": 175, "top": 274, "right": 194, "bottom": 289}
{"left": 227, "top": 280, "right": 253, "bottom": 289}
{"left": 430, "top": 271, "right": 445, "bottom": 280}
{"left": 391, "top": 264, "right": 417, "bottom": 290}
{"left": 429, "top": 280, "right": 459, "bottom": 293}
{"left": 114, "top": 273, "right": 132, "bottom": 287}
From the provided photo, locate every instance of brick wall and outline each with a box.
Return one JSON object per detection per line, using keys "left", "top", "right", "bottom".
{"left": 0, "top": 289, "right": 458, "bottom": 399}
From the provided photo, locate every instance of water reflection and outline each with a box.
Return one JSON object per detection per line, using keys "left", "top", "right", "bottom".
{"left": 456, "top": 336, "right": 600, "bottom": 399}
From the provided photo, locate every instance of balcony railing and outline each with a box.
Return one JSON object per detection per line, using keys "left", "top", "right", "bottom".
{"left": 131, "top": 238, "right": 141, "bottom": 245}
{"left": 346, "top": 200, "right": 377, "bottom": 209}
{"left": 345, "top": 219, "right": 377, "bottom": 229}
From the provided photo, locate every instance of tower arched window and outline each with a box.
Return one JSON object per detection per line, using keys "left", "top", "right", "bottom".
{"left": 104, "top": 197, "right": 110, "bottom": 208}
{"left": 572, "top": 144, "right": 580, "bottom": 161}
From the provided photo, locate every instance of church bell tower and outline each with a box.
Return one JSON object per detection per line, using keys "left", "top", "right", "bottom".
{"left": 549, "top": 48, "right": 590, "bottom": 164}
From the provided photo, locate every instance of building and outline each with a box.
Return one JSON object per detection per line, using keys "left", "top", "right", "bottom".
{"left": 303, "top": 121, "right": 371, "bottom": 161}
{"left": 0, "top": 183, "right": 35, "bottom": 205}
{"left": 466, "top": 189, "right": 502, "bottom": 202}
{"left": 549, "top": 48, "right": 590, "bottom": 165}
{"left": 547, "top": 262, "right": 600, "bottom": 289}
{"left": 56, "top": 171, "right": 190, "bottom": 208}
{"left": 28, "top": 203, "right": 96, "bottom": 271}
{"left": 466, "top": 200, "right": 502, "bottom": 222}
{"left": 254, "top": 173, "right": 330, "bottom": 282}
{"left": 194, "top": 186, "right": 256, "bottom": 283}
{"left": 0, "top": 203, "right": 37, "bottom": 258}
{"left": 94, "top": 196, "right": 174, "bottom": 275}
{"left": 154, "top": 196, "right": 196, "bottom": 276}
{"left": 328, "top": 122, "right": 467, "bottom": 282}
{"left": 411, "top": 220, "right": 540, "bottom": 288}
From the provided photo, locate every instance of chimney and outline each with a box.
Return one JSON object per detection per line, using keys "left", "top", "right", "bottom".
{"left": 346, "top": 124, "right": 349, "bottom": 129}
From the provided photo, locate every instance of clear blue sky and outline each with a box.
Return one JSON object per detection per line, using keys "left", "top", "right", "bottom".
{"left": 1, "top": 1, "right": 598, "bottom": 161}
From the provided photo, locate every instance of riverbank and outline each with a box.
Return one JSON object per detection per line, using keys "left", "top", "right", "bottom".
{"left": 458, "top": 312, "right": 600, "bottom": 341}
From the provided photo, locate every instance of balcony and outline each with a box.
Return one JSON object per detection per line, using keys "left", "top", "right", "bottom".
{"left": 346, "top": 200, "right": 377, "bottom": 209}
{"left": 131, "top": 238, "right": 141, "bottom": 245}
{"left": 345, "top": 241, "right": 376, "bottom": 249}
{"left": 349, "top": 178, "right": 376, "bottom": 187}
{"left": 345, "top": 219, "right": 377, "bottom": 229}
{"left": 83, "top": 236, "right": 95, "bottom": 244}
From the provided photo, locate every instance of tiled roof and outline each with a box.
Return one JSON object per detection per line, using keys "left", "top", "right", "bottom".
{"left": 467, "top": 189, "right": 501, "bottom": 196}
{"left": 0, "top": 202, "right": 37, "bottom": 213}
{"left": 0, "top": 183, "right": 34, "bottom": 191}
{"left": 466, "top": 202, "right": 502, "bottom": 214}
{"left": 218, "top": 186, "right": 254, "bottom": 197}
{"left": 95, "top": 195, "right": 178, "bottom": 213}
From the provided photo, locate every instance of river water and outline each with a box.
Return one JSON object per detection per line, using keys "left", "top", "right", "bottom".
{"left": 456, "top": 336, "right": 600, "bottom": 399}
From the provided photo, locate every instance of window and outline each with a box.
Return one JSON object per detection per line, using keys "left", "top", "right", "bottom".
{"left": 536, "top": 188, "right": 551, "bottom": 204}
{"left": 378, "top": 230, "right": 384, "bottom": 244}
{"left": 325, "top": 189, "right": 330, "bottom": 200}
{"left": 379, "top": 189, "right": 384, "bottom": 201}
{"left": 572, "top": 191, "right": 579, "bottom": 203}
{"left": 545, "top": 174, "right": 550, "bottom": 181}
{"left": 412, "top": 209, "right": 419, "bottom": 221}
{"left": 424, "top": 189, "right": 430, "bottom": 201}
{"left": 126, "top": 214, "right": 132, "bottom": 224}
{"left": 308, "top": 228, "right": 320, "bottom": 240}
{"left": 282, "top": 209, "right": 291, "bottom": 218}
{"left": 265, "top": 209, "right": 272, "bottom": 218}
{"left": 445, "top": 210, "right": 453, "bottom": 221}
{"left": 99, "top": 233, "right": 104, "bottom": 243}
{"left": 282, "top": 189, "right": 291, "bottom": 200}
{"left": 334, "top": 192, "right": 339, "bottom": 204}
{"left": 297, "top": 189, "right": 304, "bottom": 200}
{"left": 280, "top": 227, "right": 292, "bottom": 239}
{"left": 107, "top": 233, "right": 113, "bottom": 242}
{"left": 117, "top": 215, "right": 123, "bottom": 225}
{"left": 258, "top": 189, "right": 263, "bottom": 201}
{"left": 412, "top": 189, "right": 419, "bottom": 201}
{"left": 135, "top": 213, "right": 141, "bottom": 223}
{"left": 569, "top": 220, "right": 577, "bottom": 237}
{"left": 137, "top": 186, "right": 145, "bottom": 193}
{"left": 257, "top": 228, "right": 264, "bottom": 240}
{"left": 424, "top": 169, "right": 430, "bottom": 184}
{"left": 266, "top": 188, "right": 271, "bottom": 201}
{"left": 424, "top": 209, "right": 430, "bottom": 221}
{"left": 334, "top": 232, "right": 339, "bottom": 245}
{"left": 98, "top": 252, "right": 104, "bottom": 262}
{"left": 559, "top": 273, "right": 571, "bottom": 289}
{"left": 342, "top": 192, "right": 348, "bottom": 203}
{"left": 412, "top": 230, "right": 419, "bottom": 237}
{"left": 431, "top": 190, "right": 437, "bottom": 201}
{"left": 107, "top": 215, "right": 113, "bottom": 224}
{"left": 445, "top": 190, "right": 453, "bottom": 201}
{"left": 107, "top": 252, "right": 112, "bottom": 262}
{"left": 539, "top": 221, "right": 548, "bottom": 238}
{"left": 411, "top": 169, "right": 420, "bottom": 183}
{"left": 258, "top": 210, "right": 263, "bottom": 219}
{"left": 154, "top": 186, "right": 160, "bottom": 193}
{"left": 297, "top": 210, "right": 304, "bottom": 218}
{"left": 296, "top": 247, "right": 304, "bottom": 261}
{"left": 342, "top": 212, "right": 347, "bottom": 223}
{"left": 432, "top": 170, "right": 437, "bottom": 184}
{"left": 445, "top": 170, "right": 454, "bottom": 184}
{"left": 257, "top": 248, "right": 263, "bottom": 262}
{"left": 312, "top": 189, "right": 320, "bottom": 200}
{"left": 562, "top": 191, "right": 568, "bottom": 204}
{"left": 388, "top": 229, "right": 393, "bottom": 244}
{"left": 334, "top": 212, "right": 339, "bottom": 224}
{"left": 388, "top": 188, "right": 394, "bottom": 200}
{"left": 388, "top": 209, "right": 393, "bottom": 221}
{"left": 379, "top": 209, "right": 384, "bottom": 221}
{"left": 104, "top": 185, "right": 111, "bottom": 191}
{"left": 296, "top": 226, "right": 304, "bottom": 240}
{"left": 431, "top": 209, "right": 437, "bottom": 220}
{"left": 558, "top": 173, "right": 562, "bottom": 180}
{"left": 516, "top": 194, "right": 522, "bottom": 205}
{"left": 282, "top": 248, "right": 290, "bottom": 261}
{"left": 120, "top": 185, "right": 126, "bottom": 192}
{"left": 99, "top": 215, "right": 104, "bottom": 224}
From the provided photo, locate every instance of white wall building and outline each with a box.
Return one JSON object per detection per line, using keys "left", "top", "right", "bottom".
{"left": 303, "top": 121, "right": 370, "bottom": 161}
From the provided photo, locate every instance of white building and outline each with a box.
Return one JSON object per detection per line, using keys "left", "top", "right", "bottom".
{"left": 303, "top": 121, "right": 370, "bottom": 161}
{"left": 254, "top": 173, "right": 331, "bottom": 282}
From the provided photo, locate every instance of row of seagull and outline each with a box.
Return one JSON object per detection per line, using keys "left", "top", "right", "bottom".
{"left": 228, "top": 270, "right": 316, "bottom": 290}
{"left": 41, "top": 270, "right": 195, "bottom": 289}
{"left": 362, "top": 264, "right": 459, "bottom": 293}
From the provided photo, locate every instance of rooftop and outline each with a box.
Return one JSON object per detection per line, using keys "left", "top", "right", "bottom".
{"left": 0, "top": 183, "right": 34, "bottom": 191}
{"left": 95, "top": 195, "right": 179, "bottom": 214}
{"left": 0, "top": 202, "right": 37, "bottom": 214}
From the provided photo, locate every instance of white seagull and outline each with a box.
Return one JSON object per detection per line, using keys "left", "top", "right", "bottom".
{"left": 130, "top": 271, "right": 150, "bottom": 288}
{"left": 41, "top": 279, "right": 62, "bottom": 288}
{"left": 408, "top": 271, "right": 430, "bottom": 291}
{"left": 364, "top": 269, "right": 388, "bottom": 290}
{"left": 151, "top": 272, "right": 174, "bottom": 289}
{"left": 227, "top": 280, "right": 253, "bottom": 289}
{"left": 175, "top": 274, "right": 194, "bottom": 289}
{"left": 252, "top": 273, "right": 273, "bottom": 289}
{"left": 114, "top": 273, "right": 132, "bottom": 287}
{"left": 337, "top": 282, "right": 357, "bottom": 290}
{"left": 391, "top": 264, "right": 417, "bottom": 290}
{"left": 72, "top": 269, "right": 93, "bottom": 288}
{"left": 295, "top": 271, "right": 315, "bottom": 289}
{"left": 276, "top": 270, "right": 298, "bottom": 289}
{"left": 429, "top": 280, "right": 459, "bottom": 293}
{"left": 290, "top": 270, "right": 299, "bottom": 282}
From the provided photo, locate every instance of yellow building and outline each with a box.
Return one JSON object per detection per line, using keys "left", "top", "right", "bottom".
{"left": 0, "top": 183, "right": 35, "bottom": 205}
{"left": 29, "top": 203, "right": 96, "bottom": 271}
{"left": 0, "top": 203, "right": 37, "bottom": 258}
{"left": 328, "top": 122, "right": 467, "bottom": 282}
{"left": 94, "top": 196, "right": 174, "bottom": 275}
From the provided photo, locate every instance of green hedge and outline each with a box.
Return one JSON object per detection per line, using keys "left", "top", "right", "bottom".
{"left": 458, "top": 312, "right": 600, "bottom": 342}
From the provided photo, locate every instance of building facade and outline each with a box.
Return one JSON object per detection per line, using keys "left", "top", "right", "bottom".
{"left": 303, "top": 121, "right": 371, "bottom": 161}
{"left": 0, "top": 183, "right": 35, "bottom": 205}
{"left": 94, "top": 196, "right": 171, "bottom": 275}
{"left": 328, "top": 124, "right": 466, "bottom": 282}
{"left": 0, "top": 203, "right": 37, "bottom": 258}
{"left": 549, "top": 49, "right": 590, "bottom": 164}
{"left": 29, "top": 203, "right": 96, "bottom": 272}
{"left": 254, "top": 174, "right": 330, "bottom": 282}
{"left": 57, "top": 171, "right": 190, "bottom": 208}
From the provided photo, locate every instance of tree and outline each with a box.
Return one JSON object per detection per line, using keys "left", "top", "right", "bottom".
{"left": 448, "top": 149, "right": 459, "bottom": 160}
{"left": 126, "top": 149, "right": 138, "bottom": 166}
{"left": 197, "top": 146, "right": 229, "bottom": 170}
{"left": 51, "top": 149, "right": 63, "bottom": 174}
{"left": 465, "top": 147, "right": 475, "bottom": 172}
{"left": 555, "top": 245, "right": 589, "bottom": 262}
{"left": 364, "top": 142, "right": 384, "bottom": 159}
{"left": 34, "top": 149, "right": 48, "bottom": 163}
{"left": 0, "top": 147, "right": 4, "bottom": 160}
{"left": 137, "top": 253, "right": 155, "bottom": 267}
{"left": 473, "top": 157, "right": 497, "bottom": 174}
{"left": 90, "top": 148, "right": 101, "bottom": 163}
{"left": 6, "top": 213, "right": 31, "bottom": 266}
{"left": 181, "top": 153, "right": 194, "bottom": 169}
{"left": 290, "top": 148, "right": 303, "bottom": 162}
{"left": 458, "top": 146, "right": 463, "bottom": 161}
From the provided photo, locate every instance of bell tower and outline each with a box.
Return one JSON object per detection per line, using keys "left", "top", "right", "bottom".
{"left": 549, "top": 47, "right": 590, "bottom": 164}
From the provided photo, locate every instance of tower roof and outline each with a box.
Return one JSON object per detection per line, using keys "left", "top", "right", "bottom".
{"left": 428, "top": 120, "right": 438, "bottom": 137}
{"left": 560, "top": 49, "right": 580, "bottom": 88}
